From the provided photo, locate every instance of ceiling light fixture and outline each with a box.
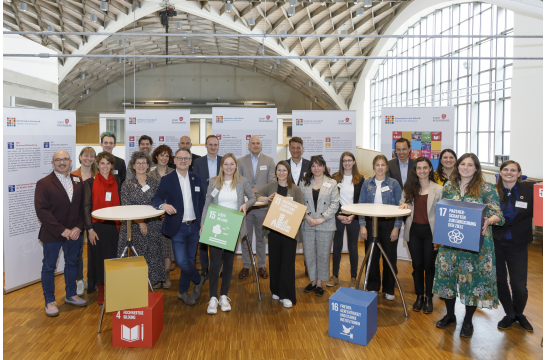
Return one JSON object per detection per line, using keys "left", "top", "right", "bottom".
{"left": 149, "top": 63, "right": 155, "bottom": 68}
{"left": 253, "top": 66, "right": 257, "bottom": 72}
{"left": 225, "top": 3, "right": 233, "bottom": 12}
{"left": 90, "top": 14, "right": 98, "bottom": 23}
{"left": 288, "top": 7, "right": 295, "bottom": 16}
{"left": 117, "top": 57, "right": 122, "bottom": 63}
{"left": 248, "top": 18, "right": 255, "bottom": 26}
{"left": 308, "top": 81, "right": 313, "bottom": 87}
{"left": 258, "top": 45, "right": 264, "bottom": 54}
{"left": 100, "top": 1, "right": 109, "bottom": 11}
{"left": 18, "top": 3, "right": 27, "bottom": 12}
{"left": 47, "top": 25, "right": 54, "bottom": 32}
{"left": 289, "top": 0, "right": 297, "bottom": 7}
{"left": 274, "top": 63, "right": 278, "bottom": 69}
{"left": 191, "top": 47, "right": 195, "bottom": 53}
{"left": 187, "top": 39, "right": 191, "bottom": 47}
{"left": 61, "top": 35, "right": 65, "bottom": 41}
{"left": 276, "top": 59, "right": 281, "bottom": 64}
{"left": 176, "top": 21, "right": 183, "bottom": 29}
{"left": 364, "top": 0, "right": 372, "bottom": 8}
{"left": 119, "top": 39, "right": 125, "bottom": 46}
{"left": 314, "top": 97, "right": 317, "bottom": 103}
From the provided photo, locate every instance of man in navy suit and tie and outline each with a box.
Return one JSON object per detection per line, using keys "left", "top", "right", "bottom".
{"left": 152, "top": 148, "right": 205, "bottom": 306}
{"left": 191, "top": 135, "right": 222, "bottom": 279}
{"left": 287, "top": 137, "right": 310, "bottom": 186}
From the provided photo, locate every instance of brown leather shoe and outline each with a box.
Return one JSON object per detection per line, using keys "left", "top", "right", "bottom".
{"left": 258, "top": 267, "right": 268, "bottom": 279}
{"left": 238, "top": 268, "right": 249, "bottom": 279}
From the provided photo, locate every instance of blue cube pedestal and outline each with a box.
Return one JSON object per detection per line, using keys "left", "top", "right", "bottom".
{"left": 329, "top": 287, "right": 377, "bottom": 346}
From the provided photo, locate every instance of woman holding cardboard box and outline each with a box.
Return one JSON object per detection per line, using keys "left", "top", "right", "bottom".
{"left": 201, "top": 153, "right": 255, "bottom": 315}
{"left": 432, "top": 153, "right": 504, "bottom": 338}
{"left": 256, "top": 160, "right": 304, "bottom": 308}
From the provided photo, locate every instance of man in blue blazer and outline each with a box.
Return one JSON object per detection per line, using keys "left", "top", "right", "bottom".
{"left": 287, "top": 137, "right": 310, "bottom": 186}
{"left": 191, "top": 135, "right": 222, "bottom": 279}
{"left": 152, "top": 148, "right": 205, "bottom": 306}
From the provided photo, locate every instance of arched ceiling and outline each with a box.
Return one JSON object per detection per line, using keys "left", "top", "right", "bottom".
{"left": 3, "top": 0, "right": 412, "bottom": 110}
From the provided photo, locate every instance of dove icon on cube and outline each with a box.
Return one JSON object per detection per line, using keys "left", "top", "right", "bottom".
{"left": 341, "top": 325, "right": 354, "bottom": 339}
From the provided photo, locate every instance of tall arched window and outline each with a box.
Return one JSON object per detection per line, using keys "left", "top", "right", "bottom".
{"left": 370, "top": 3, "right": 513, "bottom": 164}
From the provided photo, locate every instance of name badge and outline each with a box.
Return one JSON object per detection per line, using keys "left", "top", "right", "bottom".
{"left": 112, "top": 170, "right": 118, "bottom": 174}
{"left": 260, "top": 165, "right": 267, "bottom": 170}
{"left": 323, "top": 182, "right": 331, "bottom": 188}
{"left": 141, "top": 184, "right": 150, "bottom": 192}
{"left": 105, "top": 192, "right": 112, "bottom": 201}
{"left": 195, "top": 186, "right": 200, "bottom": 192}
{"left": 287, "top": 197, "right": 293, "bottom": 200}
{"left": 337, "top": 183, "right": 343, "bottom": 189}
{"left": 211, "top": 188, "right": 219, "bottom": 197}
{"left": 515, "top": 201, "right": 528, "bottom": 209}
{"left": 381, "top": 186, "right": 390, "bottom": 192}
{"left": 150, "top": 166, "right": 157, "bottom": 172}
{"left": 73, "top": 177, "right": 80, "bottom": 183}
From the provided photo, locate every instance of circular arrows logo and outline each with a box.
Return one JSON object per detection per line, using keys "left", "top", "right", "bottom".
{"left": 448, "top": 229, "right": 464, "bottom": 244}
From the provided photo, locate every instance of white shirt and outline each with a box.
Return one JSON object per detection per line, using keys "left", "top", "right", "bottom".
{"left": 290, "top": 158, "right": 303, "bottom": 184}
{"left": 374, "top": 179, "right": 383, "bottom": 205}
{"left": 218, "top": 180, "right": 238, "bottom": 210}
{"left": 177, "top": 171, "right": 196, "bottom": 221}
{"left": 55, "top": 171, "right": 74, "bottom": 203}
{"left": 339, "top": 175, "right": 354, "bottom": 206}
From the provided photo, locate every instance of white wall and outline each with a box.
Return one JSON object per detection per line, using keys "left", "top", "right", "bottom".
{"left": 510, "top": 14, "right": 543, "bottom": 179}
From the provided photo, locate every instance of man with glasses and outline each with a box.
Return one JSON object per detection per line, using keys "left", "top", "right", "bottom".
{"left": 177, "top": 136, "right": 201, "bottom": 172}
{"left": 100, "top": 132, "right": 126, "bottom": 185}
{"left": 191, "top": 135, "right": 222, "bottom": 279}
{"left": 35, "top": 150, "right": 87, "bottom": 316}
{"left": 127, "top": 135, "right": 154, "bottom": 180}
{"left": 152, "top": 148, "right": 206, "bottom": 305}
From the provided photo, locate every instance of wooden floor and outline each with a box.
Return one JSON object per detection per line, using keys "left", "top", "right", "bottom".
{"left": 4, "top": 240, "right": 543, "bottom": 360}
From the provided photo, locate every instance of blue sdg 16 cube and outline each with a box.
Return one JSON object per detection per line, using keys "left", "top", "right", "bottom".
{"left": 329, "top": 287, "right": 377, "bottom": 346}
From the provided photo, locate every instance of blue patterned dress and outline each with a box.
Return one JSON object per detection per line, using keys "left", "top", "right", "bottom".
{"left": 432, "top": 181, "right": 505, "bottom": 309}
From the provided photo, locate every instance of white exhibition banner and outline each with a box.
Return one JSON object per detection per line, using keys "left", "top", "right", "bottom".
{"left": 380, "top": 106, "right": 455, "bottom": 261}
{"left": 124, "top": 109, "right": 191, "bottom": 162}
{"left": 211, "top": 107, "right": 277, "bottom": 163}
{"left": 3, "top": 107, "right": 76, "bottom": 292}
{"left": 291, "top": 110, "right": 357, "bottom": 174}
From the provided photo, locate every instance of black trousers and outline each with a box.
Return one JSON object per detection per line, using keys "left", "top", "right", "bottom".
{"left": 208, "top": 244, "right": 235, "bottom": 299}
{"left": 332, "top": 217, "right": 360, "bottom": 278}
{"left": 364, "top": 218, "right": 397, "bottom": 295}
{"left": 407, "top": 222, "right": 437, "bottom": 297}
{"left": 268, "top": 230, "right": 297, "bottom": 304}
{"left": 494, "top": 238, "right": 529, "bottom": 316}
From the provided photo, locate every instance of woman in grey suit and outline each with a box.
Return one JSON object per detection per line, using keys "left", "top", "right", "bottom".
{"left": 300, "top": 155, "right": 340, "bottom": 296}
{"left": 399, "top": 157, "right": 443, "bottom": 314}
{"left": 200, "top": 153, "right": 256, "bottom": 315}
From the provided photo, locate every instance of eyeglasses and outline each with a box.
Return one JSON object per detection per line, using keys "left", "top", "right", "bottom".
{"left": 175, "top": 157, "right": 191, "bottom": 162}
{"left": 135, "top": 161, "right": 148, "bottom": 166}
{"left": 54, "top": 158, "right": 70, "bottom": 163}
{"left": 342, "top": 159, "right": 354, "bottom": 163}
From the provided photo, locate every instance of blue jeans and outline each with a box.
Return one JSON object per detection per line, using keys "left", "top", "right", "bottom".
{"left": 172, "top": 222, "right": 201, "bottom": 294}
{"left": 41, "top": 236, "right": 82, "bottom": 305}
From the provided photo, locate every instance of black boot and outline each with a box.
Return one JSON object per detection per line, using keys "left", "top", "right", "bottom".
{"left": 412, "top": 295, "right": 424, "bottom": 312}
{"left": 423, "top": 296, "right": 433, "bottom": 314}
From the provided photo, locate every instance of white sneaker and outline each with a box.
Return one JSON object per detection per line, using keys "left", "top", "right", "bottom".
{"left": 207, "top": 297, "right": 219, "bottom": 315}
{"left": 219, "top": 295, "right": 231, "bottom": 312}
{"left": 272, "top": 294, "right": 279, "bottom": 300}
{"left": 77, "top": 280, "right": 84, "bottom": 296}
{"left": 385, "top": 293, "right": 395, "bottom": 301}
{"left": 280, "top": 299, "right": 293, "bottom": 308}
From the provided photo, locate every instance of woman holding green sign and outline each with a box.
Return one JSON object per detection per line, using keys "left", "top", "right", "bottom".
{"left": 432, "top": 153, "right": 504, "bottom": 338}
{"left": 201, "top": 153, "right": 256, "bottom": 315}
{"left": 256, "top": 160, "right": 304, "bottom": 308}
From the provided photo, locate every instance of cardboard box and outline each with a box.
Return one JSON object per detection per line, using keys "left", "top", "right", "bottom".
{"left": 329, "top": 287, "right": 377, "bottom": 346}
{"left": 199, "top": 203, "right": 244, "bottom": 251}
{"left": 534, "top": 183, "right": 543, "bottom": 227}
{"left": 262, "top": 193, "right": 307, "bottom": 239}
{"left": 105, "top": 256, "right": 149, "bottom": 313}
{"left": 433, "top": 199, "right": 487, "bottom": 252}
{"left": 112, "top": 292, "right": 164, "bottom": 348}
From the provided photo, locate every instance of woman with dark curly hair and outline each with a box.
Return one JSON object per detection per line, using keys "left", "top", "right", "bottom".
{"left": 434, "top": 149, "right": 457, "bottom": 186}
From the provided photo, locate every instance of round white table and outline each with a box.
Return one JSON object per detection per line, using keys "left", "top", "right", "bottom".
{"left": 341, "top": 204, "right": 412, "bottom": 318}
{"left": 92, "top": 205, "right": 164, "bottom": 333}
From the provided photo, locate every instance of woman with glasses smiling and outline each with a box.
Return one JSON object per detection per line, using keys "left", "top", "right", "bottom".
{"left": 117, "top": 151, "right": 164, "bottom": 289}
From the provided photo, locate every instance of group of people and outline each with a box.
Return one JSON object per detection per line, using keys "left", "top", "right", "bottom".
{"left": 35, "top": 134, "right": 536, "bottom": 338}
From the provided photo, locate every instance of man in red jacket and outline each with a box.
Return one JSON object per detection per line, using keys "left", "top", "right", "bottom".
{"left": 34, "top": 150, "right": 87, "bottom": 316}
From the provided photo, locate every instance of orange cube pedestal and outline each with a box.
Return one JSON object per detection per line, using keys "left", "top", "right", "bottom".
{"left": 112, "top": 293, "right": 164, "bottom": 348}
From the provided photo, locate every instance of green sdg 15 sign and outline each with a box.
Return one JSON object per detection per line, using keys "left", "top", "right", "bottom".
{"left": 199, "top": 203, "right": 244, "bottom": 251}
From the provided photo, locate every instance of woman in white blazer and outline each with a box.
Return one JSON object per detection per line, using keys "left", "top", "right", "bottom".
{"left": 399, "top": 157, "right": 443, "bottom": 314}
{"left": 300, "top": 155, "right": 340, "bottom": 297}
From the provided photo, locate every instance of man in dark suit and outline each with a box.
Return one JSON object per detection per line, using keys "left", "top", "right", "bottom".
{"left": 287, "top": 136, "right": 310, "bottom": 186}
{"left": 126, "top": 135, "right": 153, "bottom": 180}
{"left": 100, "top": 132, "right": 126, "bottom": 185}
{"left": 191, "top": 135, "right": 222, "bottom": 279}
{"left": 387, "top": 138, "right": 415, "bottom": 188}
{"left": 152, "top": 147, "right": 205, "bottom": 306}
{"left": 178, "top": 136, "right": 201, "bottom": 172}
{"left": 34, "top": 150, "right": 87, "bottom": 317}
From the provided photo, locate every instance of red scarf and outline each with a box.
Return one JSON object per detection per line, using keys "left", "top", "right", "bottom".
{"left": 92, "top": 172, "right": 121, "bottom": 229}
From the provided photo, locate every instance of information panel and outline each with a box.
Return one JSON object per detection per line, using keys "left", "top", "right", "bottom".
{"left": 212, "top": 108, "right": 277, "bottom": 163}
{"left": 3, "top": 107, "right": 76, "bottom": 292}
{"left": 291, "top": 110, "right": 356, "bottom": 174}
{"left": 124, "top": 109, "right": 191, "bottom": 162}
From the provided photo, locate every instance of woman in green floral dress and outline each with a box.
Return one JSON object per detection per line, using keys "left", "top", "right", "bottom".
{"left": 432, "top": 153, "right": 504, "bottom": 338}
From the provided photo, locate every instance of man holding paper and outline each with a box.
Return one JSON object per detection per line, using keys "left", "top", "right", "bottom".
{"left": 237, "top": 135, "right": 276, "bottom": 280}
{"left": 152, "top": 148, "right": 205, "bottom": 306}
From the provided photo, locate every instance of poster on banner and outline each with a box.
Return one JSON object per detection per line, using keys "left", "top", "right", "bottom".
{"left": 3, "top": 107, "right": 76, "bottom": 292}
{"left": 212, "top": 108, "right": 277, "bottom": 163}
{"left": 292, "top": 111, "right": 356, "bottom": 174}
{"left": 380, "top": 107, "right": 455, "bottom": 169}
{"left": 125, "top": 109, "right": 190, "bottom": 162}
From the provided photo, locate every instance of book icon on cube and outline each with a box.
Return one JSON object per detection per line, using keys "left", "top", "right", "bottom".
{"left": 122, "top": 324, "right": 143, "bottom": 342}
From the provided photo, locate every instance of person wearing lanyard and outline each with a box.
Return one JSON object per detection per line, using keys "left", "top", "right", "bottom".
{"left": 492, "top": 161, "right": 534, "bottom": 332}
{"left": 359, "top": 155, "right": 402, "bottom": 301}
{"left": 328, "top": 152, "right": 364, "bottom": 289}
